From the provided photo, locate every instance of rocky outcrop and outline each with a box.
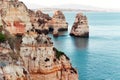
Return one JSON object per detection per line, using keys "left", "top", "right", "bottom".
{"left": 20, "top": 31, "right": 78, "bottom": 80}
{"left": 30, "top": 10, "right": 52, "bottom": 35}
{"left": 70, "top": 13, "right": 89, "bottom": 38}
{"left": 0, "top": 0, "right": 32, "bottom": 35}
{"left": 0, "top": 1, "right": 68, "bottom": 37}
{"left": 48, "top": 10, "right": 68, "bottom": 36}
{"left": 30, "top": 10, "right": 68, "bottom": 36}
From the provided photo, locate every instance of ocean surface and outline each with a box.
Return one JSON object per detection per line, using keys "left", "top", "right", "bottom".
{"left": 48, "top": 12, "right": 120, "bottom": 80}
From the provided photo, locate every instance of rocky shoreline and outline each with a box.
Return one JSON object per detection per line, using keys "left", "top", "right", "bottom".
{"left": 0, "top": 0, "right": 78, "bottom": 80}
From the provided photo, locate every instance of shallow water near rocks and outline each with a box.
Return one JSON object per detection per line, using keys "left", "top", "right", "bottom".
{"left": 48, "top": 12, "right": 120, "bottom": 80}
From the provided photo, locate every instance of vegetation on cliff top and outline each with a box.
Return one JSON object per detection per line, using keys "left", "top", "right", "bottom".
{"left": 0, "top": 32, "right": 5, "bottom": 42}
{"left": 53, "top": 47, "right": 70, "bottom": 60}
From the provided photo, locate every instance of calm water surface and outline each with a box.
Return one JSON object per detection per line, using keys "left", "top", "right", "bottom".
{"left": 48, "top": 12, "right": 120, "bottom": 80}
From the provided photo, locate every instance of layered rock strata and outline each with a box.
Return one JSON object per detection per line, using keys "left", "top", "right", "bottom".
{"left": 70, "top": 13, "right": 89, "bottom": 38}
{"left": 20, "top": 32, "right": 78, "bottom": 80}
{"left": 0, "top": 1, "right": 68, "bottom": 37}
{"left": 30, "top": 10, "right": 68, "bottom": 36}
{"left": 0, "top": 42, "right": 29, "bottom": 80}
{"left": 0, "top": 0, "right": 79, "bottom": 80}
{"left": 0, "top": 0, "right": 32, "bottom": 35}
{"left": 48, "top": 10, "right": 68, "bottom": 36}
{"left": 30, "top": 10, "right": 52, "bottom": 35}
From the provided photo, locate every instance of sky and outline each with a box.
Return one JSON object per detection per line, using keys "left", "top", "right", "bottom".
{"left": 19, "top": 0, "right": 120, "bottom": 10}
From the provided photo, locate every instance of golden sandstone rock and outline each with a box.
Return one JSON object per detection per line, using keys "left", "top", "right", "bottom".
{"left": 20, "top": 32, "right": 78, "bottom": 80}
{"left": 70, "top": 13, "right": 89, "bottom": 38}
{"left": 0, "top": 0, "right": 32, "bottom": 35}
{"left": 0, "top": 0, "right": 79, "bottom": 80}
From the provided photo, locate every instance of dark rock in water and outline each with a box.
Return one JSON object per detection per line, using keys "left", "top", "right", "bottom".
{"left": 53, "top": 33, "right": 59, "bottom": 37}
{"left": 53, "top": 28, "right": 59, "bottom": 37}
{"left": 70, "top": 13, "right": 89, "bottom": 38}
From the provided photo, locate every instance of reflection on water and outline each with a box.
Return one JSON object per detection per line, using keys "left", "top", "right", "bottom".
{"left": 48, "top": 31, "right": 89, "bottom": 80}
{"left": 73, "top": 37, "right": 89, "bottom": 49}
{"left": 48, "top": 12, "right": 120, "bottom": 80}
{"left": 59, "top": 31, "right": 68, "bottom": 36}
{"left": 49, "top": 31, "right": 89, "bottom": 51}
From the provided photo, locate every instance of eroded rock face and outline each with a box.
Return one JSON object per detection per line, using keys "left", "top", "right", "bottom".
{"left": 0, "top": 1, "right": 79, "bottom": 80}
{"left": 48, "top": 10, "right": 68, "bottom": 36}
{"left": 0, "top": 42, "right": 29, "bottom": 80}
{"left": 1, "top": 0, "right": 32, "bottom": 35}
{"left": 70, "top": 13, "right": 89, "bottom": 38}
{"left": 20, "top": 32, "right": 78, "bottom": 80}
{"left": 30, "top": 10, "right": 68, "bottom": 36}
{"left": 29, "top": 10, "right": 52, "bottom": 35}
{"left": 36, "top": 10, "right": 52, "bottom": 21}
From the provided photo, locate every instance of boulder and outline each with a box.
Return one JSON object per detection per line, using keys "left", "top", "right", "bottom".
{"left": 70, "top": 13, "right": 89, "bottom": 38}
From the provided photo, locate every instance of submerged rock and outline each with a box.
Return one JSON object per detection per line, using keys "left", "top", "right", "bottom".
{"left": 70, "top": 13, "right": 89, "bottom": 38}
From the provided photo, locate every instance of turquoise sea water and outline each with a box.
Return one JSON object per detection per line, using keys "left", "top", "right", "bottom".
{"left": 48, "top": 12, "right": 120, "bottom": 80}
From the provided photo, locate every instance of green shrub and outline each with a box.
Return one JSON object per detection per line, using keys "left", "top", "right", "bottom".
{"left": 0, "top": 33, "right": 5, "bottom": 42}
{"left": 53, "top": 47, "right": 69, "bottom": 60}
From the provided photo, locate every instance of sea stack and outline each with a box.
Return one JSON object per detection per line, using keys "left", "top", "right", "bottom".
{"left": 48, "top": 10, "right": 68, "bottom": 36}
{"left": 70, "top": 13, "right": 89, "bottom": 38}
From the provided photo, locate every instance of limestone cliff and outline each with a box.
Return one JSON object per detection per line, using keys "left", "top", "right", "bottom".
{"left": 0, "top": 42, "right": 30, "bottom": 80}
{"left": 30, "top": 10, "right": 52, "bottom": 35}
{"left": 20, "top": 32, "right": 78, "bottom": 80}
{"left": 30, "top": 10, "right": 68, "bottom": 37}
{"left": 70, "top": 13, "right": 89, "bottom": 38}
{"left": 0, "top": 1, "right": 68, "bottom": 37}
{"left": 0, "top": 0, "right": 32, "bottom": 35}
{"left": 0, "top": 0, "right": 79, "bottom": 80}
